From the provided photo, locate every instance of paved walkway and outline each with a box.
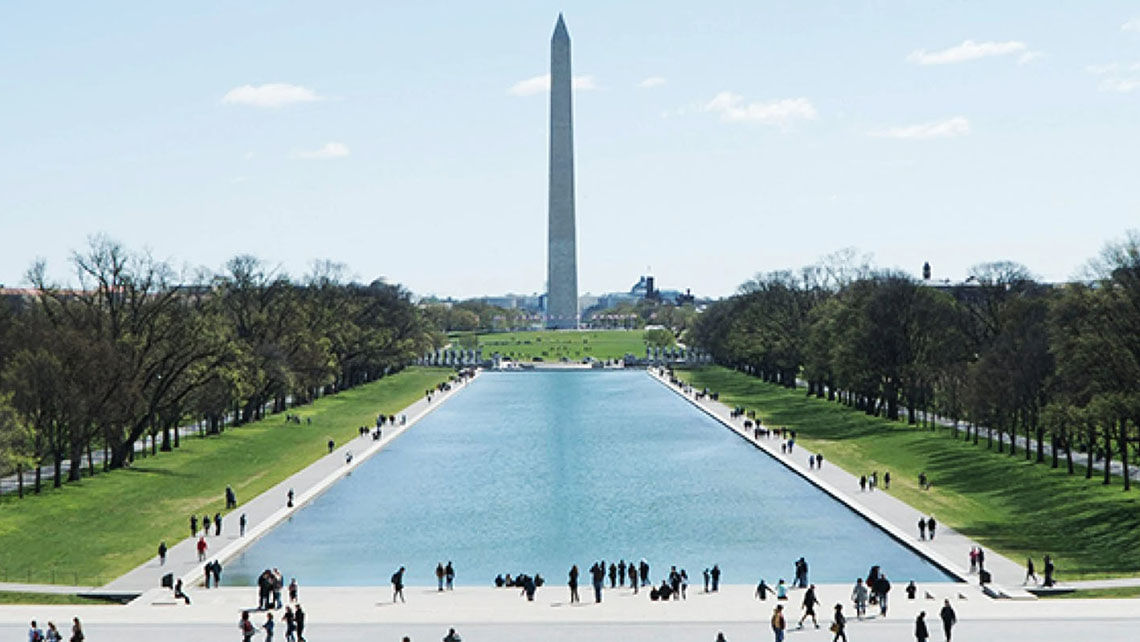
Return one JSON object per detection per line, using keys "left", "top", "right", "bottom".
{"left": 101, "top": 373, "right": 478, "bottom": 593}
{"left": 647, "top": 369, "right": 1032, "bottom": 598}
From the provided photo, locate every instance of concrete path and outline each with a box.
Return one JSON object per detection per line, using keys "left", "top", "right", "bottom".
{"left": 101, "top": 372, "right": 477, "bottom": 593}
{"left": 0, "top": 582, "right": 96, "bottom": 594}
{"left": 648, "top": 369, "right": 1031, "bottom": 597}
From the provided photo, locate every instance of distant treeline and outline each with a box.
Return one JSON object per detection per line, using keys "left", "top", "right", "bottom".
{"left": 690, "top": 233, "right": 1140, "bottom": 487}
{"left": 0, "top": 236, "right": 442, "bottom": 493}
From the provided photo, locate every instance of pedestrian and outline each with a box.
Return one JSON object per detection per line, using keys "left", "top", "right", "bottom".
{"left": 289, "top": 578, "right": 298, "bottom": 603}
{"left": 196, "top": 536, "right": 207, "bottom": 562}
{"left": 906, "top": 580, "right": 917, "bottom": 600}
{"left": 1024, "top": 557, "right": 1037, "bottom": 585}
{"left": 174, "top": 578, "right": 191, "bottom": 604}
{"left": 436, "top": 563, "right": 445, "bottom": 591}
{"left": 294, "top": 605, "right": 306, "bottom": 642}
{"left": 327, "top": 438, "right": 334, "bottom": 453}
{"left": 715, "top": 633, "right": 727, "bottom": 642}
{"left": 240, "top": 513, "right": 248, "bottom": 537}
{"left": 939, "top": 599, "right": 956, "bottom": 641}
{"left": 1043, "top": 554, "right": 1055, "bottom": 587}
{"left": 919, "top": 518, "right": 927, "bottom": 540}
{"left": 756, "top": 578, "right": 770, "bottom": 600}
{"left": 203, "top": 514, "right": 211, "bottom": 536}
{"left": 618, "top": 560, "right": 626, "bottom": 587}
{"left": 29, "top": 620, "right": 43, "bottom": 642}
{"left": 798, "top": 584, "right": 819, "bottom": 629}
{"left": 287, "top": 489, "right": 294, "bottom": 508}
{"left": 851, "top": 578, "right": 868, "bottom": 618}
{"left": 392, "top": 566, "right": 406, "bottom": 603}
{"left": 609, "top": 562, "right": 617, "bottom": 588}
{"left": 771, "top": 605, "right": 787, "bottom": 642}
{"left": 263, "top": 612, "right": 275, "bottom": 642}
{"left": 591, "top": 562, "right": 605, "bottom": 603}
{"left": 817, "top": 453, "right": 824, "bottom": 468}
{"left": 445, "top": 561, "right": 455, "bottom": 590}
{"left": 977, "top": 548, "right": 986, "bottom": 574}
{"left": 215, "top": 512, "right": 222, "bottom": 536}
{"left": 968, "top": 547, "right": 977, "bottom": 573}
{"left": 443, "top": 628, "right": 462, "bottom": 642}
{"left": 283, "top": 606, "right": 296, "bottom": 642}
{"left": 240, "top": 611, "right": 255, "bottom": 642}
{"left": 226, "top": 485, "right": 237, "bottom": 509}
{"left": 876, "top": 572, "right": 892, "bottom": 616}
{"left": 45, "top": 622, "right": 61, "bottom": 642}
{"left": 68, "top": 618, "right": 83, "bottom": 642}
{"left": 710, "top": 564, "right": 721, "bottom": 591}
{"left": 204, "top": 561, "right": 213, "bottom": 588}
{"left": 568, "top": 565, "right": 579, "bottom": 603}
{"left": 831, "top": 604, "right": 847, "bottom": 642}
{"left": 808, "top": 455, "right": 815, "bottom": 470}
{"left": 703, "top": 568, "right": 711, "bottom": 592}
{"left": 640, "top": 559, "right": 650, "bottom": 587}
{"left": 680, "top": 569, "right": 688, "bottom": 599}
{"left": 158, "top": 541, "right": 167, "bottom": 565}
{"left": 884, "top": 471, "right": 890, "bottom": 489}
{"left": 915, "top": 611, "right": 929, "bottom": 642}
{"left": 927, "top": 516, "right": 937, "bottom": 540}
{"left": 190, "top": 514, "right": 198, "bottom": 537}
{"left": 859, "top": 475, "right": 867, "bottom": 492}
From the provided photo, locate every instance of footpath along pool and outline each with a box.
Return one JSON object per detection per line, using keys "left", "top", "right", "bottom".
{"left": 223, "top": 370, "right": 951, "bottom": 586}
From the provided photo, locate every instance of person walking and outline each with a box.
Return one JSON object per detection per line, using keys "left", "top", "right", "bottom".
{"left": 288, "top": 578, "right": 298, "bottom": 603}
{"left": 939, "top": 599, "right": 957, "bottom": 641}
{"left": 830, "top": 604, "right": 847, "bottom": 642}
{"left": 770, "top": 605, "right": 787, "bottom": 642}
{"left": 262, "top": 612, "right": 275, "bottom": 642}
{"left": 196, "top": 536, "right": 207, "bottom": 562}
{"left": 29, "top": 620, "right": 43, "bottom": 642}
{"left": 1043, "top": 554, "right": 1055, "bottom": 587}
{"left": 798, "top": 584, "right": 820, "bottom": 629}
{"left": 445, "top": 561, "right": 455, "bottom": 590}
{"left": 568, "top": 565, "right": 580, "bottom": 603}
{"left": 294, "top": 605, "right": 306, "bottom": 642}
{"left": 918, "top": 518, "right": 927, "bottom": 540}
{"left": 703, "top": 568, "right": 711, "bottom": 593}
{"left": 710, "top": 564, "right": 721, "bottom": 592}
{"left": 68, "top": 619, "right": 83, "bottom": 642}
{"left": 436, "top": 563, "right": 445, "bottom": 591}
{"left": 283, "top": 607, "right": 296, "bottom": 642}
{"left": 927, "top": 516, "right": 937, "bottom": 540}
{"left": 609, "top": 562, "right": 617, "bottom": 588}
{"left": 875, "top": 572, "right": 892, "bottom": 616}
{"left": 240, "top": 513, "right": 247, "bottom": 537}
{"left": 591, "top": 562, "right": 605, "bottom": 603}
{"left": 915, "top": 611, "right": 929, "bottom": 641}
{"left": 1025, "top": 557, "right": 1038, "bottom": 585}
{"left": 203, "top": 514, "right": 211, "bottom": 536}
{"left": 239, "top": 611, "right": 255, "bottom": 642}
{"left": 884, "top": 471, "right": 890, "bottom": 489}
{"left": 215, "top": 512, "right": 222, "bottom": 536}
{"left": 442, "top": 628, "right": 462, "bottom": 642}
{"left": 851, "top": 578, "right": 868, "bottom": 619}
{"left": 158, "top": 541, "right": 168, "bottom": 566}
{"left": 190, "top": 515, "right": 198, "bottom": 538}
{"left": 756, "top": 578, "right": 770, "bottom": 600}
{"left": 226, "top": 485, "right": 237, "bottom": 509}
{"left": 391, "top": 566, "right": 406, "bottom": 603}
{"left": 859, "top": 475, "right": 867, "bottom": 492}
{"left": 45, "top": 622, "right": 62, "bottom": 642}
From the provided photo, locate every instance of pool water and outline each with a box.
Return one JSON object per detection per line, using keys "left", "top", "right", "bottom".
{"left": 223, "top": 370, "right": 950, "bottom": 586}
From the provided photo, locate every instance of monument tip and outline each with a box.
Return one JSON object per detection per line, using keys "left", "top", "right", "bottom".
{"left": 553, "top": 13, "right": 568, "bottom": 37}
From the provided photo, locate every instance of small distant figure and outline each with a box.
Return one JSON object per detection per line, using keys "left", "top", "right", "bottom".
{"left": 939, "top": 599, "right": 957, "bottom": 641}
{"left": 919, "top": 519, "right": 927, "bottom": 540}
{"left": 214, "top": 512, "right": 222, "bottom": 536}
{"left": 203, "top": 514, "right": 211, "bottom": 536}
{"left": 436, "top": 563, "right": 446, "bottom": 591}
{"left": 883, "top": 471, "right": 891, "bottom": 489}
{"left": 306, "top": 417, "right": 311, "bottom": 425}
{"left": 816, "top": 453, "right": 824, "bottom": 469}
{"left": 797, "top": 584, "right": 819, "bottom": 629}
{"left": 327, "top": 439, "right": 334, "bottom": 453}
{"left": 240, "top": 611, "right": 255, "bottom": 642}
{"left": 859, "top": 476, "right": 867, "bottom": 492}
{"left": 568, "top": 565, "right": 580, "bottom": 603}
{"left": 609, "top": 562, "right": 617, "bottom": 588}
{"left": 906, "top": 580, "right": 917, "bottom": 600}
{"left": 808, "top": 455, "right": 815, "bottom": 470}
{"left": 345, "top": 451, "right": 353, "bottom": 465}
{"left": 283, "top": 607, "right": 296, "bottom": 642}
{"left": 590, "top": 562, "right": 605, "bottom": 603}
{"left": 851, "top": 578, "right": 868, "bottom": 618}
{"left": 915, "top": 610, "right": 929, "bottom": 642}
{"left": 832, "top": 603, "right": 847, "bottom": 642}
{"left": 287, "top": 489, "right": 295, "bottom": 508}
{"left": 289, "top": 578, "right": 299, "bottom": 603}
{"left": 927, "top": 516, "right": 937, "bottom": 540}
{"left": 1024, "top": 557, "right": 1037, "bottom": 585}
{"left": 1043, "top": 554, "right": 1055, "bottom": 587}
{"left": 196, "top": 536, "right": 207, "bottom": 562}
{"left": 776, "top": 579, "right": 788, "bottom": 600}
{"left": 392, "top": 566, "right": 406, "bottom": 603}
{"left": 226, "top": 485, "right": 238, "bottom": 509}
{"left": 190, "top": 515, "right": 198, "bottom": 538}
{"left": 919, "top": 471, "right": 929, "bottom": 490}
{"left": 158, "top": 541, "right": 168, "bottom": 566}
{"left": 262, "top": 612, "right": 275, "bottom": 642}
{"left": 174, "top": 578, "right": 191, "bottom": 605}
{"left": 240, "top": 513, "right": 248, "bottom": 537}
{"left": 446, "top": 561, "right": 454, "bottom": 590}
{"left": 704, "top": 568, "right": 711, "bottom": 593}
{"left": 771, "top": 605, "right": 787, "bottom": 642}
{"left": 710, "top": 564, "right": 721, "bottom": 592}
{"left": 443, "top": 628, "right": 462, "bottom": 642}
{"left": 70, "top": 618, "right": 83, "bottom": 642}
{"left": 294, "top": 605, "right": 306, "bottom": 642}
{"left": 756, "top": 578, "right": 770, "bottom": 600}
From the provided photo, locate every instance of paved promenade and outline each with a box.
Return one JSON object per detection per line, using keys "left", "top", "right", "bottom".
{"left": 646, "top": 369, "right": 1031, "bottom": 597}
{"left": 102, "top": 372, "right": 477, "bottom": 593}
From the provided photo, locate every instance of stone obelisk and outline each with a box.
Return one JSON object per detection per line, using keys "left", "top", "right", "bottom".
{"left": 546, "top": 13, "right": 578, "bottom": 329}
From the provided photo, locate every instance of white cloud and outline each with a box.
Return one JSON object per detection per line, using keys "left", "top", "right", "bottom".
{"left": 290, "top": 142, "right": 350, "bottom": 159}
{"left": 1123, "top": 19, "right": 1140, "bottom": 33}
{"left": 1017, "top": 51, "right": 1044, "bottom": 65}
{"left": 507, "top": 74, "right": 596, "bottom": 96}
{"left": 1085, "top": 62, "right": 1140, "bottom": 92}
{"left": 222, "top": 83, "right": 323, "bottom": 108}
{"left": 1086, "top": 61, "right": 1140, "bottom": 75}
{"left": 638, "top": 76, "right": 667, "bottom": 89}
{"left": 870, "top": 116, "right": 970, "bottom": 140}
{"left": 1099, "top": 78, "right": 1140, "bottom": 93}
{"left": 907, "top": 40, "right": 1027, "bottom": 65}
{"left": 702, "top": 92, "right": 817, "bottom": 125}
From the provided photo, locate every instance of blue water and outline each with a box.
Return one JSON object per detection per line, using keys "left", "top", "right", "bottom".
{"left": 223, "top": 371, "right": 951, "bottom": 586}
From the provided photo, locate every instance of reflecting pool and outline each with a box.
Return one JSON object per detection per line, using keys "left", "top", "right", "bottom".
{"left": 224, "top": 371, "right": 951, "bottom": 586}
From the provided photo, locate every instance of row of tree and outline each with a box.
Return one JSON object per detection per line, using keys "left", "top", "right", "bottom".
{"left": 690, "top": 235, "right": 1140, "bottom": 488}
{"left": 0, "top": 237, "right": 442, "bottom": 495}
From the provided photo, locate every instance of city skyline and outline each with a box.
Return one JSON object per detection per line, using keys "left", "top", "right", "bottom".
{"left": 3, "top": 2, "right": 1140, "bottom": 298}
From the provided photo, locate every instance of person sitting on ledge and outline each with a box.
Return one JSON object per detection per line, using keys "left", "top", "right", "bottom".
{"left": 494, "top": 574, "right": 504, "bottom": 588}
{"left": 503, "top": 574, "right": 513, "bottom": 587}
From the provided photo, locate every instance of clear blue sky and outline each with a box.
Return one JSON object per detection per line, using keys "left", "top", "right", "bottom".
{"left": 2, "top": 1, "right": 1138, "bottom": 298}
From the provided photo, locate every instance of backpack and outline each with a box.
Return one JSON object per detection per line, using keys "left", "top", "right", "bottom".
{"left": 32, "top": 630, "right": 44, "bottom": 642}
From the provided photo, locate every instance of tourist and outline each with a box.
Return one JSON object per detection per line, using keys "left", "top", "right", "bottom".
{"left": 215, "top": 512, "right": 222, "bottom": 536}
{"left": 568, "top": 565, "right": 579, "bottom": 602}
{"left": 263, "top": 612, "right": 275, "bottom": 642}
{"left": 1025, "top": 557, "right": 1037, "bottom": 585}
{"left": 715, "top": 633, "right": 727, "bottom": 642}
{"left": 919, "top": 471, "right": 929, "bottom": 490}
{"left": 1043, "top": 554, "right": 1055, "bottom": 587}
{"left": 640, "top": 559, "right": 650, "bottom": 587}
{"left": 283, "top": 607, "right": 296, "bottom": 642}
{"left": 977, "top": 548, "right": 986, "bottom": 574}
{"left": 680, "top": 569, "right": 689, "bottom": 599}
{"left": 817, "top": 453, "right": 824, "bottom": 469}
{"left": 808, "top": 455, "right": 815, "bottom": 470}
{"left": 294, "top": 605, "right": 306, "bottom": 642}
{"left": 776, "top": 579, "right": 788, "bottom": 600}
{"left": 630, "top": 563, "right": 639, "bottom": 594}
{"left": 797, "top": 584, "right": 819, "bottom": 629}
{"left": 174, "top": 578, "right": 191, "bottom": 604}
{"left": 436, "top": 563, "right": 445, "bottom": 591}
{"left": 703, "top": 568, "right": 711, "bottom": 592}
{"left": 919, "top": 518, "right": 927, "bottom": 540}
{"left": 443, "top": 628, "right": 462, "bottom": 642}
{"left": 29, "top": 620, "right": 43, "bottom": 642}
{"left": 519, "top": 573, "right": 537, "bottom": 601}
{"left": 859, "top": 475, "right": 867, "bottom": 492}
{"left": 831, "top": 604, "right": 847, "bottom": 642}
{"left": 851, "top": 578, "right": 868, "bottom": 618}
{"left": 158, "top": 541, "right": 167, "bottom": 565}
{"left": 226, "top": 485, "right": 237, "bottom": 509}
{"left": 869, "top": 471, "right": 877, "bottom": 491}
{"left": 240, "top": 611, "right": 255, "bottom": 642}
{"left": 927, "top": 516, "right": 937, "bottom": 540}
{"left": 204, "top": 561, "right": 213, "bottom": 588}
{"left": 710, "top": 564, "right": 721, "bottom": 592}
{"left": 445, "top": 561, "right": 455, "bottom": 589}
{"left": 771, "top": 605, "right": 787, "bottom": 642}
{"left": 289, "top": 578, "right": 298, "bottom": 603}
{"left": 939, "top": 599, "right": 957, "bottom": 641}
{"left": 618, "top": 560, "right": 626, "bottom": 586}
{"left": 327, "top": 439, "right": 334, "bottom": 453}
{"left": 240, "top": 513, "right": 248, "bottom": 537}
{"left": 590, "top": 562, "right": 605, "bottom": 603}
{"left": 190, "top": 514, "right": 198, "bottom": 537}
{"left": 609, "top": 562, "right": 617, "bottom": 588}
{"left": 196, "top": 536, "right": 207, "bottom": 562}
{"left": 203, "top": 514, "right": 211, "bottom": 536}
{"left": 287, "top": 489, "right": 295, "bottom": 508}
{"left": 69, "top": 619, "right": 83, "bottom": 642}
{"left": 875, "top": 572, "right": 892, "bottom": 616}
{"left": 906, "top": 580, "right": 917, "bottom": 600}
{"left": 884, "top": 471, "right": 891, "bottom": 489}
{"left": 273, "top": 568, "right": 284, "bottom": 608}
{"left": 45, "top": 622, "right": 61, "bottom": 642}
{"left": 915, "top": 610, "right": 930, "bottom": 642}
{"left": 392, "top": 566, "right": 406, "bottom": 603}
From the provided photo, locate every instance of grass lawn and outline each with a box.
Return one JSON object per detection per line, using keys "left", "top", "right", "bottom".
{"left": 0, "top": 367, "right": 453, "bottom": 586}
{"left": 676, "top": 366, "right": 1140, "bottom": 580}
{"left": 470, "top": 330, "right": 666, "bottom": 362}
{"left": 0, "top": 591, "right": 111, "bottom": 605}
{"left": 1037, "top": 586, "right": 1140, "bottom": 599}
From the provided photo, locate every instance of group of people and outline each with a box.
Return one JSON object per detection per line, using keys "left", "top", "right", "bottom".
{"left": 435, "top": 561, "right": 456, "bottom": 590}
{"left": 1024, "top": 554, "right": 1056, "bottom": 587}
{"left": 858, "top": 471, "right": 890, "bottom": 492}
{"left": 648, "top": 566, "right": 690, "bottom": 601}
{"left": 202, "top": 559, "right": 223, "bottom": 588}
{"left": 917, "top": 516, "right": 937, "bottom": 540}
{"left": 25, "top": 618, "right": 83, "bottom": 642}
{"left": 240, "top": 606, "right": 307, "bottom": 642}
{"left": 283, "top": 414, "right": 311, "bottom": 425}
{"left": 255, "top": 568, "right": 291, "bottom": 610}
{"left": 494, "top": 572, "right": 542, "bottom": 590}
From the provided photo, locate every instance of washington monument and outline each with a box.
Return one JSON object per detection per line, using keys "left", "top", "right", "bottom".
{"left": 546, "top": 13, "right": 578, "bottom": 329}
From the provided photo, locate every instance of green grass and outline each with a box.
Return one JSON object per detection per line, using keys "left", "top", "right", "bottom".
{"left": 475, "top": 330, "right": 664, "bottom": 362}
{"left": 0, "top": 367, "right": 453, "bottom": 586}
{"left": 676, "top": 366, "right": 1140, "bottom": 580}
{"left": 1037, "top": 586, "right": 1140, "bottom": 599}
{"left": 0, "top": 591, "right": 111, "bottom": 605}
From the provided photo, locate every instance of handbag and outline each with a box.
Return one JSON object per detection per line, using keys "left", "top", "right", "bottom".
{"left": 830, "top": 622, "right": 840, "bottom": 633}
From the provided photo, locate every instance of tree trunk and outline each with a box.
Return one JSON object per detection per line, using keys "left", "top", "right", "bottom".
{"left": 52, "top": 453, "right": 63, "bottom": 488}
{"left": 17, "top": 463, "right": 23, "bottom": 498}
{"left": 1119, "top": 418, "right": 1130, "bottom": 491}
{"left": 1103, "top": 427, "right": 1113, "bottom": 486}
{"left": 1086, "top": 424, "right": 1095, "bottom": 479}
{"left": 87, "top": 443, "right": 95, "bottom": 477}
